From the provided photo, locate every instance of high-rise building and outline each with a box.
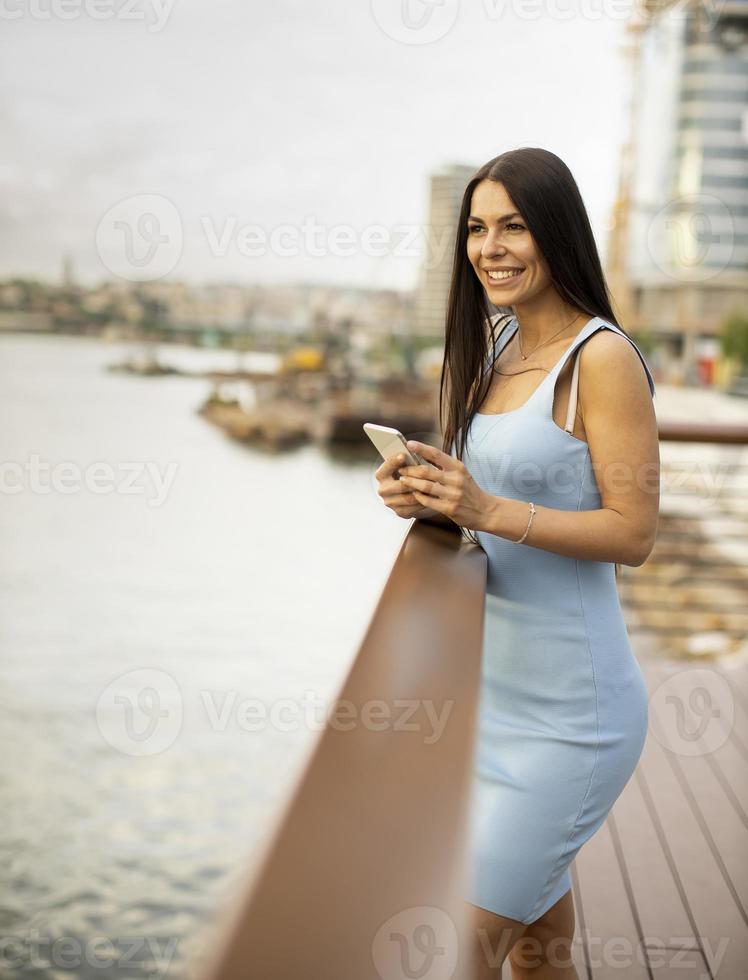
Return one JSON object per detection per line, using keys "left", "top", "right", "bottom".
{"left": 61, "top": 253, "right": 77, "bottom": 289}
{"left": 621, "top": 0, "right": 748, "bottom": 369}
{"left": 413, "top": 163, "right": 478, "bottom": 338}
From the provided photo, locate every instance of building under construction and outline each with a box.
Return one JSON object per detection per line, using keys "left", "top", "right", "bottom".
{"left": 607, "top": 0, "right": 748, "bottom": 380}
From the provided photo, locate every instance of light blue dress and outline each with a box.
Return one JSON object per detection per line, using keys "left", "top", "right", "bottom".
{"left": 461, "top": 313, "right": 656, "bottom": 924}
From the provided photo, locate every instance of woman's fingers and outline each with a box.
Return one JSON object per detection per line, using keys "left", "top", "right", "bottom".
{"left": 375, "top": 452, "right": 420, "bottom": 503}
{"left": 375, "top": 452, "right": 405, "bottom": 482}
{"left": 390, "top": 493, "right": 420, "bottom": 507}
{"left": 405, "top": 441, "right": 458, "bottom": 471}
{"left": 380, "top": 480, "right": 424, "bottom": 515}
{"left": 399, "top": 442, "right": 464, "bottom": 489}
{"left": 372, "top": 452, "right": 432, "bottom": 519}
{"left": 398, "top": 474, "right": 445, "bottom": 497}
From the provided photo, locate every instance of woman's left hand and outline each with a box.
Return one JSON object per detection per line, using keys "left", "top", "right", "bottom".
{"left": 398, "top": 441, "right": 496, "bottom": 532}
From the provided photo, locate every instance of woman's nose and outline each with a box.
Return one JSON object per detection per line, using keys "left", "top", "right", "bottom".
{"left": 482, "top": 240, "right": 506, "bottom": 259}
{"left": 481, "top": 228, "right": 505, "bottom": 256}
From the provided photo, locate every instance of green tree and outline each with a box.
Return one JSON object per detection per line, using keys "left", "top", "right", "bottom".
{"left": 720, "top": 310, "right": 748, "bottom": 371}
{"left": 630, "top": 327, "right": 655, "bottom": 357}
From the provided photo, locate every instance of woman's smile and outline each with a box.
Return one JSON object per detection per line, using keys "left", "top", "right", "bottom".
{"left": 485, "top": 268, "right": 525, "bottom": 286}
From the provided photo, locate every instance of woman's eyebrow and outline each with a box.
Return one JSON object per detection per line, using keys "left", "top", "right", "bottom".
{"left": 468, "top": 212, "right": 522, "bottom": 223}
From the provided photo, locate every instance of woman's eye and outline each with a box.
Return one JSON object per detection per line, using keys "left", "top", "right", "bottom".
{"left": 468, "top": 223, "right": 523, "bottom": 233}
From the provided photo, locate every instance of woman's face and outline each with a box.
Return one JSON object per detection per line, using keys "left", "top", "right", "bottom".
{"left": 466, "top": 179, "right": 551, "bottom": 305}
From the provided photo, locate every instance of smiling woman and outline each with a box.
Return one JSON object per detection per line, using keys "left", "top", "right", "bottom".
{"left": 393, "top": 146, "right": 661, "bottom": 978}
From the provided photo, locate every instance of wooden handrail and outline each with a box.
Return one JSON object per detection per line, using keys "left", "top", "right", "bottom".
{"left": 658, "top": 421, "right": 748, "bottom": 444}
{"left": 200, "top": 520, "right": 487, "bottom": 980}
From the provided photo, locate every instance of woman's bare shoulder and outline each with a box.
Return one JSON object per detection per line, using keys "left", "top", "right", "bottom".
{"left": 577, "top": 326, "right": 656, "bottom": 426}
{"left": 579, "top": 327, "right": 652, "bottom": 394}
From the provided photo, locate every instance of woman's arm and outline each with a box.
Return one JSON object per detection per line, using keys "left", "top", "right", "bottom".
{"left": 482, "top": 331, "right": 660, "bottom": 566}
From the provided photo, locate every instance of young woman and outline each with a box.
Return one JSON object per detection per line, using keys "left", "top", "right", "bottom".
{"left": 376, "top": 147, "right": 660, "bottom": 978}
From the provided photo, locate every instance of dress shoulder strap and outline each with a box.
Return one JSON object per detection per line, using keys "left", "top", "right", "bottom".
{"left": 562, "top": 322, "right": 657, "bottom": 433}
{"left": 564, "top": 349, "right": 582, "bottom": 434}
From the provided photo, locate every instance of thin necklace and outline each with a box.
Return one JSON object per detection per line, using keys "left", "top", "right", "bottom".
{"left": 517, "top": 312, "right": 582, "bottom": 360}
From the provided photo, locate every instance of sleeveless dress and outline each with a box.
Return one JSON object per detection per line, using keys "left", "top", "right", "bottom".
{"left": 460, "top": 313, "right": 657, "bottom": 924}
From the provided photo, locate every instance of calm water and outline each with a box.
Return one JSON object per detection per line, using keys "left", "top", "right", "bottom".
{"left": 0, "top": 334, "right": 410, "bottom": 979}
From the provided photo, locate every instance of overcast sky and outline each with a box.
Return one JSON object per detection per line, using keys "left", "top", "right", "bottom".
{"left": 0, "top": 0, "right": 639, "bottom": 290}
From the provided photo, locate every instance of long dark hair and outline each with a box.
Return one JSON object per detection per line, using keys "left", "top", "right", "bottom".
{"left": 439, "top": 147, "right": 627, "bottom": 575}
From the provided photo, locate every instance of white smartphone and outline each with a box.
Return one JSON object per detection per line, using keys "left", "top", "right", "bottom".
{"left": 363, "top": 423, "right": 428, "bottom": 472}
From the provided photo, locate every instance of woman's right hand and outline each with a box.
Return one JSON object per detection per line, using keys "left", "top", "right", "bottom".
{"left": 375, "top": 453, "right": 428, "bottom": 519}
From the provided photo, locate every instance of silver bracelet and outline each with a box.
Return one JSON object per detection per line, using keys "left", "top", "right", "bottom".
{"left": 513, "top": 502, "right": 536, "bottom": 544}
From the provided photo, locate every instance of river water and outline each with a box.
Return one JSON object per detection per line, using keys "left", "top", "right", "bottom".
{"left": 0, "top": 334, "right": 410, "bottom": 979}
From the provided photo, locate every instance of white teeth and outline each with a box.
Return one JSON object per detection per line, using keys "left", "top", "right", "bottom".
{"left": 488, "top": 269, "right": 523, "bottom": 280}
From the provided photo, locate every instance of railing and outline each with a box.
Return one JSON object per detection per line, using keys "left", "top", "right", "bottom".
{"left": 197, "top": 419, "right": 747, "bottom": 979}
{"left": 200, "top": 519, "right": 487, "bottom": 980}
{"left": 621, "top": 421, "right": 748, "bottom": 656}
{"left": 657, "top": 421, "right": 748, "bottom": 444}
